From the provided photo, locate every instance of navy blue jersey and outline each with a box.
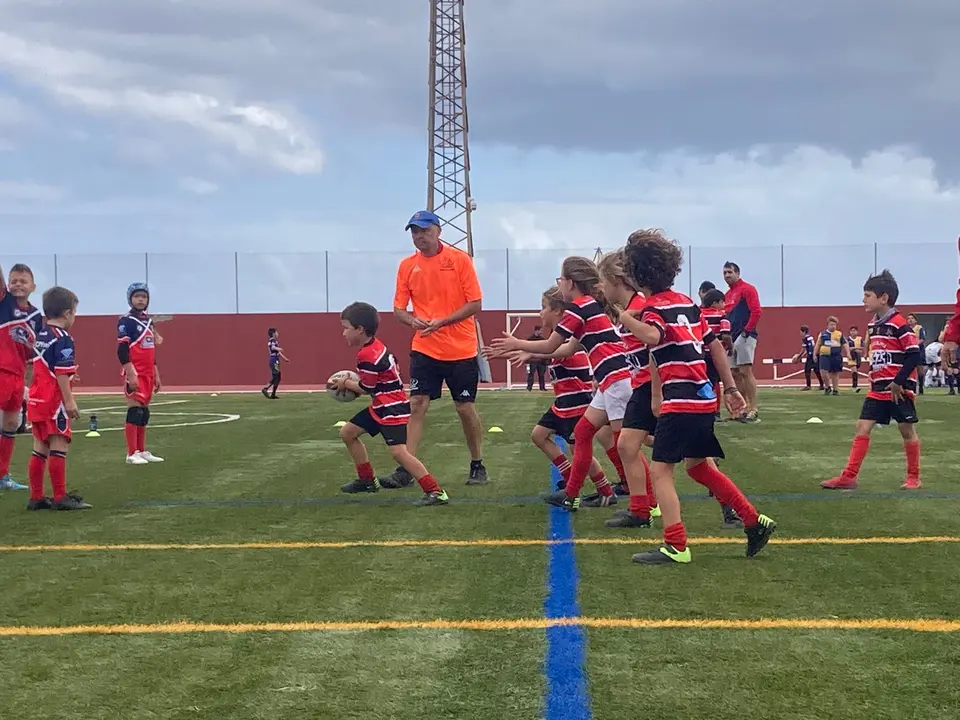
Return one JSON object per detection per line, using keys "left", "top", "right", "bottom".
{"left": 0, "top": 287, "right": 42, "bottom": 376}
{"left": 29, "top": 325, "right": 76, "bottom": 419}
{"left": 802, "top": 334, "right": 815, "bottom": 360}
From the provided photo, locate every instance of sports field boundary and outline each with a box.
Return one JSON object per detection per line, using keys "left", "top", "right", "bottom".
{"left": 4, "top": 535, "right": 959, "bottom": 554}
{"left": 3, "top": 616, "right": 960, "bottom": 638}
{"left": 542, "top": 436, "right": 591, "bottom": 719}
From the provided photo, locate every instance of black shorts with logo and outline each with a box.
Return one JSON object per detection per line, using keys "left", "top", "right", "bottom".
{"left": 622, "top": 383, "right": 658, "bottom": 435}
{"left": 537, "top": 409, "right": 581, "bottom": 443}
{"left": 349, "top": 407, "right": 408, "bottom": 446}
{"left": 651, "top": 412, "right": 725, "bottom": 465}
{"left": 409, "top": 351, "right": 479, "bottom": 403}
{"left": 859, "top": 396, "right": 919, "bottom": 425}
{"left": 819, "top": 354, "right": 843, "bottom": 373}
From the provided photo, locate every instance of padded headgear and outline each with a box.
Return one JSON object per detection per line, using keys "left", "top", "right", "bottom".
{"left": 127, "top": 282, "right": 150, "bottom": 309}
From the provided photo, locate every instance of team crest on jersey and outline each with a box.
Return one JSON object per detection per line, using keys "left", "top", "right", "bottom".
{"left": 142, "top": 335, "right": 155, "bottom": 349}
{"left": 9, "top": 325, "right": 31, "bottom": 346}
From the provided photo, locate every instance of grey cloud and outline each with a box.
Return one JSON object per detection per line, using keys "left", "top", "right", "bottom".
{"left": 1, "top": 0, "right": 958, "bottom": 166}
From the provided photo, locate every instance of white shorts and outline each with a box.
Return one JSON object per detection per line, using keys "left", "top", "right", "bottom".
{"left": 730, "top": 334, "right": 757, "bottom": 367}
{"left": 588, "top": 377, "right": 632, "bottom": 422}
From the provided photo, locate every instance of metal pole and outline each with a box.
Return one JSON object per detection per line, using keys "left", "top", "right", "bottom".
{"left": 234, "top": 252, "right": 240, "bottom": 313}
{"left": 324, "top": 250, "right": 330, "bottom": 312}
{"left": 780, "top": 244, "right": 785, "bottom": 307}
{"left": 504, "top": 248, "right": 510, "bottom": 309}
{"left": 53, "top": 254, "right": 58, "bottom": 286}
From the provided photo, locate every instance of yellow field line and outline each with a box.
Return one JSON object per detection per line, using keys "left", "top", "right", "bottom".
{"left": 2, "top": 616, "right": 959, "bottom": 638}
{"left": 2, "top": 536, "right": 960, "bottom": 553}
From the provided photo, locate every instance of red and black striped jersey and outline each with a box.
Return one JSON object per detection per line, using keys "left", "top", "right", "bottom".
{"left": 618, "top": 292, "right": 651, "bottom": 388}
{"left": 555, "top": 295, "right": 630, "bottom": 391}
{"left": 866, "top": 310, "right": 921, "bottom": 401}
{"left": 356, "top": 338, "right": 410, "bottom": 426}
{"left": 549, "top": 349, "right": 594, "bottom": 418}
{"left": 640, "top": 291, "right": 717, "bottom": 414}
{"left": 700, "top": 306, "right": 730, "bottom": 375}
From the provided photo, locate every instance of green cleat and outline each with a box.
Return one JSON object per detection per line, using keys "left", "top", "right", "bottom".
{"left": 632, "top": 543, "right": 691, "bottom": 564}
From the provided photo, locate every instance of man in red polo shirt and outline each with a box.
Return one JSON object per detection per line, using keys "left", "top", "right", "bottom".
{"left": 723, "top": 261, "right": 762, "bottom": 422}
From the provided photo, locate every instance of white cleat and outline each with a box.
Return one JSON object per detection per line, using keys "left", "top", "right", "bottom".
{"left": 137, "top": 450, "right": 165, "bottom": 463}
{"left": 126, "top": 454, "right": 149, "bottom": 465}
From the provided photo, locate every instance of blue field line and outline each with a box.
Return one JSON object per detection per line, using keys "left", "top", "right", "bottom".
{"left": 126, "top": 490, "right": 960, "bottom": 510}
{"left": 543, "top": 438, "right": 591, "bottom": 720}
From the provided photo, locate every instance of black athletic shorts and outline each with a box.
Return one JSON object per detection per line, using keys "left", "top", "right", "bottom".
{"left": 349, "top": 407, "right": 408, "bottom": 446}
{"left": 819, "top": 354, "right": 843, "bottom": 373}
{"left": 537, "top": 409, "right": 581, "bottom": 443}
{"left": 622, "top": 383, "right": 658, "bottom": 434}
{"left": 651, "top": 412, "right": 725, "bottom": 465}
{"left": 859, "top": 396, "right": 919, "bottom": 425}
{"left": 409, "top": 350, "right": 479, "bottom": 403}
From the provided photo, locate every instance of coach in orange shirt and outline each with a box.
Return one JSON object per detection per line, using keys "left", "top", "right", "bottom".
{"left": 388, "top": 210, "right": 489, "bottom": 487}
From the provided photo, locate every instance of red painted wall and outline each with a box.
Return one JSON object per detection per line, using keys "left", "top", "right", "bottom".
{"left": 69, "top": 305, "right": 955, "bottom": 388}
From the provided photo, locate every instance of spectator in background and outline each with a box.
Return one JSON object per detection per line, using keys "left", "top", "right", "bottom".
{"left": 526, "top": 325, "right": 547, "bottom": 391}
{"left": 722, "top": 261, "right": 762, "bottom": 422}
{"left": 942, "top": 237, "right": 960, "bottom": 370}
{"left": 698, "top": 280, "right": 716, "bottom": 302}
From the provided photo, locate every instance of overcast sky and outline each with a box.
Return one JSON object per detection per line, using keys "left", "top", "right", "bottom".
{"left": 1, "top": 0, "right": 959, "bottom": 261}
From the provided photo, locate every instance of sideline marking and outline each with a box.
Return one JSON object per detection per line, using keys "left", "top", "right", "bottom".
{"left": 81, "top": 400, "right": 190, "bottom": 414}
{"left": 543, "top": 437, "right": 591, "bottom": 719}
{"left": 3, "top": 535, "right": 959, "bottom": 554}
{"left": 89, "top": 411, "right": 240, "bottom": 432}
{"left": 126, "top": 489, "right": 960, "bottom": 509}
{"left": 3, "top": 616, "right": 960, "bottom": 638}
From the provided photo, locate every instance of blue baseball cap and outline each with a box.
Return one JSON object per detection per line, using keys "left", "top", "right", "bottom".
{"left": 405, "top": 210, "right": 441, "bottom": 230}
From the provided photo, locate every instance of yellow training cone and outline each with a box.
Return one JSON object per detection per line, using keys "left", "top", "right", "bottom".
{"left": 334, "top": 421, "right": 347, "bottom": 428}
{"left": 85, "top": 430, "right": 101, "bottom": 438}
{"left": 488, "top": 426, "right": 503, "bottom": 433}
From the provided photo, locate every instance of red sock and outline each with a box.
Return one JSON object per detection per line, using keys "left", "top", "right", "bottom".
{"left": 551, "top": 455, "right": 572, "bottom": 483}
{"left": 664, "top": 522, "right": 688, "bottom": 552}
{"left": 356, "top": 462, "right": 375, "bottom": 482}
{"left": 606, "top": 435, "right": 626, "bottom": 483}
{"left": 628, "top": 492, "right": 650, "bottom": 519}
{"left": 687, "top": 462, "right": 760, "bottom": 527}
{"left": 124, "top": 423, "right": 138, "bottom": 455}
{"left": 565, "top": 418, "right": 599, "bottom": 498}
{"left": 136, "top": 426, "right": 146, "bottom": 452}
{"left": 0, "top": 430, "right": 15, "bottom": 476}
{"left": 417, "top": 473, "right": 441, "bottom": 494}
{"left": 641, "top": 452, "right": 655, "bottom": 505}
{"left": 904, "top": 439, "right": 920, "bottom": 480}
{"left": 588, "top": 466, "right": 606, "bottom": 484}
{"left": 28, "top": 452, "right": 47, "bottom": 501}
{"left": 842, "top": 436, "right": 870, "bottom": 479}
{"left": 49, "top": 450, "right": 67, "bottom": 501}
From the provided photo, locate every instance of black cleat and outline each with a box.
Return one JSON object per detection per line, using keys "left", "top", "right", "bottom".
{"left": 613, "top": 482, "right": 630, "bottom": 496}
{"left": 632, "top": 543, "right": 691, "bottom": 564}
{"left": 414, "top": 490, "right": 449, "bottom": 506}
{"left": 721, "top": 505, "right": 744, "bottom": 529}
{"left": 260, "top": 387, "right": 270, "bottom": 398}
{"left": 52, "top": 493, "right": 92, "bottom": 510}
{"left": 466, "top": 461, "right": 489, "bottom": 486}
{"left": 544, "top": 490, "right": 580, "bottom": 512}
{"left": 605, "top": 513, "right": 651, "bottom": 528}
{"left": 382, "top": 466, "right": 414, "bottom": 489}
{"left": 555, "top": 479, "right": 567, "bottom": 491}
{"left": 27, "top": 497, "right": 53, "bottom": 511}
{"left": 581, "top": 492, "right": 618, "bottom": 508}
{"left": 745, "top": 514, "right": 776, "bottom": 557}
{"left": 340, "top": 479, "right": 382, "bottom": 494}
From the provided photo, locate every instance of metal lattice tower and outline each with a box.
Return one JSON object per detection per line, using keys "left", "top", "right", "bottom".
{"left": 427, "top": 0, "right": 474, "bottom": 255}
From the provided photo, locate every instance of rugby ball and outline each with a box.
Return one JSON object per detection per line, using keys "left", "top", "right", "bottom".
{"left": 327, "top": 370, "right": 361, "bottom": 402}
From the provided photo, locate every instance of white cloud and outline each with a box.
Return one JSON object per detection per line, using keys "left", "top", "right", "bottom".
{"left": 0, "top": 29, "right": 323, "bottom": 174}
{"left": 0, "top": 181, "right": 65, "bottom": 202}
{"left": 178, "top": 177, "right": 219, "bottom": 195}
{"left": 477, "top": 145, "right": 960, "bottom": 250}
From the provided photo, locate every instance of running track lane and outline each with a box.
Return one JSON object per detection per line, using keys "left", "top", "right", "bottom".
{"left": 543, "top": 437, "right": 592, "bottom": 719}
